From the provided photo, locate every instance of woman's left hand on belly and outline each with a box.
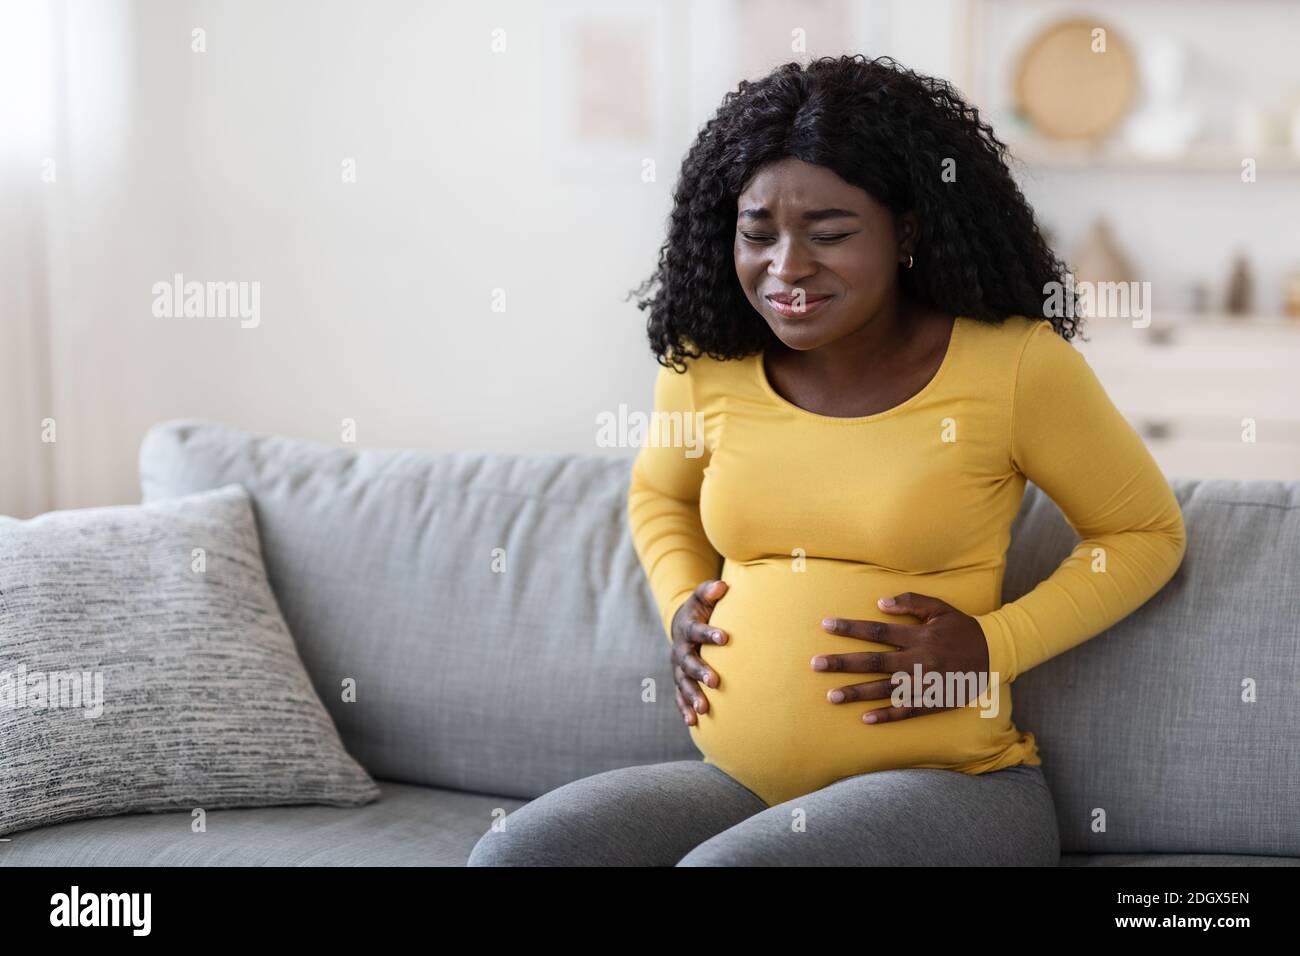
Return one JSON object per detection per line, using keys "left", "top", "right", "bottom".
{"left": 813, "top": 592, "right": 994, "bottom": 725}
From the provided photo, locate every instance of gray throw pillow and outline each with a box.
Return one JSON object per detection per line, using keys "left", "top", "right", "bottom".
{"left": 0, "top": 484, "right": 379, "bottom": 838}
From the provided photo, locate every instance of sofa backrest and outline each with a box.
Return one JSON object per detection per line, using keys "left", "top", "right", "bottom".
{"left": 140, "top": 420, "right": 1299, "bottom": 857}
{"left": 1006, "top": 476, "right": 1299, "bottom": 858}
{"left": 140, "top": 420, "right": 700, "bottom": 802}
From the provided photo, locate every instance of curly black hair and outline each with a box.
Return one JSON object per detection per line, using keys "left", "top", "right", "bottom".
{"left": 629, "top": 54, "right": 1080, "bottom": 370}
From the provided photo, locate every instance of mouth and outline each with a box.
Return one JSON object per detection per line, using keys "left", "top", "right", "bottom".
{"left": 765, "top": 293, "right": 834, "bottom": 318}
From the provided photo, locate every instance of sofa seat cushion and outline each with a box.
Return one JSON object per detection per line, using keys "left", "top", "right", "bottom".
{"left": 0, "top": 782, "right": 517, "bottom": 866}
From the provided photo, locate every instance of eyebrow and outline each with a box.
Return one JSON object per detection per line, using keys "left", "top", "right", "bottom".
{"left": 737, "top": 207, "right": 861, "bottom": 222}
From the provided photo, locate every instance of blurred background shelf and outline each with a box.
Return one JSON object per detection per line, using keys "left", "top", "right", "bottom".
{"left": 959, "top": 0, "right": 1300, "bottom": 479}
{"left": 1006, "top": 139, "right": 1300, "bottom": 173}
{"left": 1125, "top": 439, "right": 1300, "bottom": 482}
{"left": 1077, "top": 311, "right": 1300, "bottom": 336}
{"left": 1073, "top": 314, "right": 1300, "bottom": 480}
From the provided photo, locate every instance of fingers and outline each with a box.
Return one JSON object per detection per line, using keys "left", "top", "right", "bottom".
{"left": 860, "top": 703, "right": 954, "bottom": 724}
{"left": 875, "top": 591, "right": 949, "bottom": 621}
{"left": 674, "top": 663, "right": 710, "bottom": 719}
{"left": 675, "top": 581, "right": 728, "bottom": 644}
{"left": 822, "top": 615, "right": 931, "bottom": 648}
{"left": 687, "top": 619, "right": 728, "bottom": 647}
{"left": 822, "top": 678, "right": 898, "bottom": 703}
{"left": 676, "top": 645, "right": 716, "bottom": 687}
{"left": 674, "top": 686, "right": 697, "bottom": 725}
{"left": 810, "top": 649, "right": 908, "bottom": 674}
{"left": 693, "top": 578, "right": 729, "bottom": 616}
{"left": 671, "top": 579, "right": 731, "bottom": 726}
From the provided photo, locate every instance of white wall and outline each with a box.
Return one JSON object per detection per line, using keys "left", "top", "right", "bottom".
{"left": 30, "top": 0, "right": 690, "bottom": 512}
{"left": 15, "top": 0, "right": 968, "bottom": 513}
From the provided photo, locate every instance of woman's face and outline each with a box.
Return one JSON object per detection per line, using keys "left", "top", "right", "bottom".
{"left": 734, "top": 156, "right": 915, "bottom": 351}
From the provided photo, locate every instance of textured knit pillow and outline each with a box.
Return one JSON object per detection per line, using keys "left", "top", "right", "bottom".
{"left": 0, "top": 484, "right": 379, "bottom": 838}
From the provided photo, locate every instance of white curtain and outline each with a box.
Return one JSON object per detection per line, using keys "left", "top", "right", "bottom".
{"left": 0, "top": 0, "right": 56, "bottom": 517}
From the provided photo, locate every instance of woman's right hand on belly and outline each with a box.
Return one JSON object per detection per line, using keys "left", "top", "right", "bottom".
{"left": 670, "top": 579, "right": 730, "bottom": 725}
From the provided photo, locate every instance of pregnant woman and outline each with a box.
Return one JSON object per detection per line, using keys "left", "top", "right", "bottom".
{"left": 468, "top": 54, "right": 1186, "bottom": 867}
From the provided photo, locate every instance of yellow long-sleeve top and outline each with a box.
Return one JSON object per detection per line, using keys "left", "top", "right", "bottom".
{"left": 627, "top": 315, "right": 1186, "bottom": 807}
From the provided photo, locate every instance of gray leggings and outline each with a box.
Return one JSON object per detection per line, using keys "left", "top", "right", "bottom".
{"left": 466, "top": 759, "right": 1061, "bottom": 866}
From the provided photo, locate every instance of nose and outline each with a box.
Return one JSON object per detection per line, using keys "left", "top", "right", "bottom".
{"left": 766, "top": 236, "right": 818, "bottom": 287}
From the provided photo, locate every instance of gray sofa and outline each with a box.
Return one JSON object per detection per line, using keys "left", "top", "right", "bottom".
{"left": 2, "top": 419, "right": 1296, "bottom": 866}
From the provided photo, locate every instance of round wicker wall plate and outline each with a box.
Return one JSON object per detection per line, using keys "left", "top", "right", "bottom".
{"left": 1014, "top": 18, "right": 1138, "bottom": 141}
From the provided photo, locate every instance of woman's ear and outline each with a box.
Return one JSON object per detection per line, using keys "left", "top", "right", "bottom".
{"left": 895, "top": 210, "right": 920, "bottom": 260}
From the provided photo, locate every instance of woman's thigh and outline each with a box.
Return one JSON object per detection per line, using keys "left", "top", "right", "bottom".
{"left": 466, "top": 759, "right": 769, "bottom": 866}
{"left": 675, "top": 763, "right": 1061, "bottom": 867}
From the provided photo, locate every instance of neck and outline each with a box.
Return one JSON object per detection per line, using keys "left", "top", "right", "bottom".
{"left": 784, "top": 297, "right": 924, "bottom": 383}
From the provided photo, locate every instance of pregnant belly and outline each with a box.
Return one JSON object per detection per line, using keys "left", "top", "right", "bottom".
{"left": 690, "top": 557, "right": 1027, "bottom": 806}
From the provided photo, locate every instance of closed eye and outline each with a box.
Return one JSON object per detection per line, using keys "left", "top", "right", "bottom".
{"left": 740, "top": 233, "right": 856, "bottom": 244}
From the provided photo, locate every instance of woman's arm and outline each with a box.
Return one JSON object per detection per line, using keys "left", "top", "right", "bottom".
{"left": 973, "top": 321, "right": 1188, "bottom": 684}
{"left": 627, "top": 361, "right": 723, "bottom": 642}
